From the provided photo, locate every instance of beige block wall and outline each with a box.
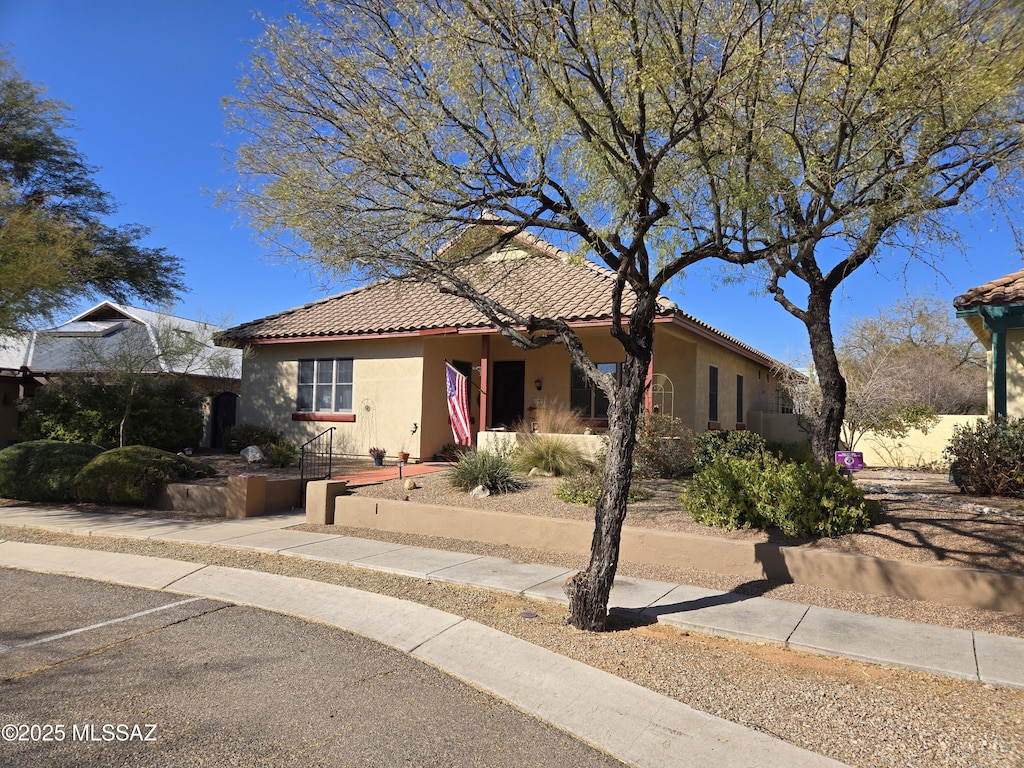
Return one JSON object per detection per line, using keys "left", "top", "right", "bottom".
{"left": 854, "top": 414, "right": 985, "bottom": 469}
{"left": 239, "top": 338, "right": 426, "bottom": 459}
{"left": 1008, "top": 328, "right": 1024, "bottom": 419}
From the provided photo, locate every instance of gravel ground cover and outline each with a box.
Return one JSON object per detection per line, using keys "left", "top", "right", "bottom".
{"left": 2, "top": 456, "right": 1022, "bottom": 766}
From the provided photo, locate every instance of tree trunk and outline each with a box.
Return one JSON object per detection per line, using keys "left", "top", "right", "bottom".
{"left": 564, "top": 350, "right": 650, "bottom": 630}
{"left": 805, "top": 292, "right": 846, "bottom": 463}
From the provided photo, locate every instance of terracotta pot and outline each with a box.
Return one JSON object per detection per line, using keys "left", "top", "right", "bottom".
{"left": 397, "top": 451, "right": 410, "bottom": 463}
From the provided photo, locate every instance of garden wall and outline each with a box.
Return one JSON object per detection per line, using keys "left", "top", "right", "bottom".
{"left": 320, "top": 493, "right": 1024, "bottom": 614}
{"left": 159, "top": 475, "right": 302, "bottom": 518}
{"left": 855, "top": 415, "right": 985, "bottom": 469}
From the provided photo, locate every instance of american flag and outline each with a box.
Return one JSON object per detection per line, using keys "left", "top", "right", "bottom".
{"left": 445, "top": 362, "right": 472, "bottom": 446}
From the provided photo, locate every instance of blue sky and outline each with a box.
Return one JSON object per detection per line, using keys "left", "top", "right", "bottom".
{"left": 3, "top": 1, "right": 1022, "bottom": 363}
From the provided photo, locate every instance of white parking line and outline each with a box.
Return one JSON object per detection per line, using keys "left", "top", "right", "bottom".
{"left": 4, "top": 597, "right": 206, "bottom": 651}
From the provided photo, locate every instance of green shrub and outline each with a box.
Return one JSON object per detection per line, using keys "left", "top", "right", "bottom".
{"left": 633, "top": 413, "right": 694, "bottom": 479}
{"left": 74, "top": 445, "right": 215, "bottom": 506}
{"left": 264, "top": 441, "right": 298, "bottom": 468}
{"left": 513, "top": 433, "right": 590, "bottom": 476}
{"left": 0, "top": 440, "right": 104, "bottom": 502}
{"left": 944, "top": 417, "right": 1024, "bottom": 497}
{"left": 448, "top": 448, "right": 524, "bottom": 494}
{"left": 682, "top": 453, "right": 876, "bottom": 537}
{"left": 18, "top": 376, "right": 203, "bottom": 452}
{"left": 692, "top": 429, "right": 766, "bottom": 470}
{"left": 555, "top": 471, "right": 653, "bottom": 505}
{"left": 224, "top": 424, "right": 285, "bottom": 453}
{"left": 768, "top": 440, "right": 815, "bottom": 464}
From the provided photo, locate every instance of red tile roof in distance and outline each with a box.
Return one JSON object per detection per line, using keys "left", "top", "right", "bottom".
{"left": 954, "top": 268, "right": 1024, "bottom": 309}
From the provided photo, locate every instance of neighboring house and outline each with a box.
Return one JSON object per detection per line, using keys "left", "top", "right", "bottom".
{"left": 218, "top": 224, "right": 794, "bottom": 461}
{"left": 954, "top": 268, "right": 1024, "bottom": 419}
{"left": 0, "top": 302, "right": 242, "bottom": 447}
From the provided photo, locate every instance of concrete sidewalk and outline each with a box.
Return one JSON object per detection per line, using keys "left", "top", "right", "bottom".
{"left": 2, "top": 506, "right": 1022, "bottom": 765}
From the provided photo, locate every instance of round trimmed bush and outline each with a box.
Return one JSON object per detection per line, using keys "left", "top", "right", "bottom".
{"left": 74, "top": 445, "right": 215, "bottom": 506}
{"left": 0, "top": 440, "right": 104, "bottom": 502}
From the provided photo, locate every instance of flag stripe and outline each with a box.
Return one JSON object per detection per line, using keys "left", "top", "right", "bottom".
{"left": 446, "top": 362, "right": 473, "bottom": 446}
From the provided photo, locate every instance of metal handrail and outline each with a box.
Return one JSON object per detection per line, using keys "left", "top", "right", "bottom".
{"left": 299, "top": 427, "right": 335, "bottom": 502}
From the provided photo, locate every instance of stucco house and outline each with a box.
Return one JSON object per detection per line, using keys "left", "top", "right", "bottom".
{"left": 954, "top": 268, "right": 1024, "bottom": 418}
{"left": 217, "top": 225, "right": 793, "bottom": 461}
{"left": 0, "top": 302, "right": 242, "bottom": 447}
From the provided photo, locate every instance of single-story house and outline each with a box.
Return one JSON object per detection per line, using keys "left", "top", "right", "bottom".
{"left": 954, "top": 268, "right": 1024, "bottom": 418}
{"left": 0, "top": 302, "right": 242, "bottom": 447}
{"left": 218, "top": 224, "right": 796, "bottom": 461}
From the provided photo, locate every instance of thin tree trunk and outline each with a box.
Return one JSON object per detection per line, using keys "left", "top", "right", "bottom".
{"left": 805, "top": 293, "right": 846, "bottom": 463}
{"left": 564, "top": 351, "right": 649, "bottom": 630}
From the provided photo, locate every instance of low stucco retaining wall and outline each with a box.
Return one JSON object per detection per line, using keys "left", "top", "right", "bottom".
{"left": 159, "top": 476, "right": 302, "bottom": 518}
{"left": 326, "top": 494, "right": 1024, "bottom": 614}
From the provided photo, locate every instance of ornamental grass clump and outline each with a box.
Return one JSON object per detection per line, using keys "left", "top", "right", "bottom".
{"left": 448, "top": 448, "right": 524, "bottom": 494}
{"left": 512, "top": 433, "right": 590, "bottom": 476}
{"left": 682, "top": 453, "right": 876, "bottom": 538}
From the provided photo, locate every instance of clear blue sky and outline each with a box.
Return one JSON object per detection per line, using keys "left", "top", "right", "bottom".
{"left": 3, "top": 1, "right": 1022, "bottom": 363}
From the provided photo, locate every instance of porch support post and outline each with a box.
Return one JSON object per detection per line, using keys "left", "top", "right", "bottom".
{"left": 644, "top": 340, "right": 655, "bottom": 414}
{"left": 479, "top": 335, "right": 490, "bottom": 433}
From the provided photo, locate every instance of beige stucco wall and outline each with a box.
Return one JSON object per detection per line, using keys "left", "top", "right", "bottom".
{"left": 238, "top": 338, "right": 426, "bottom": 459}
{"left": 1008, "top": 328, "right": 1024, "bottom": 419}
{"left": 655, "top": 324, "right": 780, "bottom": 434}
{"left": 241, "top": 320, "right": 784, "bottom": 459}
{"left": 853, "top": 414, "right": 985, "bottom": 469}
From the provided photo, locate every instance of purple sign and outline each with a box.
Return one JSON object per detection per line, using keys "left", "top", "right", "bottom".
{"left": 835, "top": 451, "right": 864, "bottom": 471}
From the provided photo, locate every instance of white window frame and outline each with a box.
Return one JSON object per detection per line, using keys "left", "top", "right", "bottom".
{"left": 297, "top": 358, "right": 354, "bottom": 413}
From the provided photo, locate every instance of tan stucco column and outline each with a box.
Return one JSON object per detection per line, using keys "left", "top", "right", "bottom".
{"left": 479, "top": 335, "right": 490, "bottom": 433}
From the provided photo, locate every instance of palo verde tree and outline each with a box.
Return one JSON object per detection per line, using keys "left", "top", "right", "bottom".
{"left": 226, "top": 0, "right": 1022, "bottom": 628}
{"left": 228, "top": 0, "right": 797, "bottom": 631}
{"left": 722, "top": 1, "right": 1024, "bottom": 461}
{"left": 0, "top": 54, "right": 184, "bottom": 333}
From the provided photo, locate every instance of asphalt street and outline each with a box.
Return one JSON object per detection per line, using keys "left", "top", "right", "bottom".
{"left": 0, "top": 570, "right": 623, "bottom": 767}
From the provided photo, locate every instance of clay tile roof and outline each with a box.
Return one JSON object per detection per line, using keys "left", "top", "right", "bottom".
{"left": 219, "top": 226, "right": 674, "bottom": 343}
{"left": 953, "top": 268, "right": 1024, "bottom": 309}
{"left": 217, "top": 225, "right": 782, "bottom": 369}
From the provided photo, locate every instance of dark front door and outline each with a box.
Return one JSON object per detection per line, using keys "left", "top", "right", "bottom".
{"left": 491, "top": 361, "right": 525, "bottom": 429}
{"left": 211, "top": 391, "right": 238, "bottom": 449}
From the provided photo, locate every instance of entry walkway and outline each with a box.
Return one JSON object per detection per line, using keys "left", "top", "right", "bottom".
{"left": 2, "top": 507, "right": 1023, "bottom": 768}
{"left": 332, "top": 461, "right": 451, "bottom": 487}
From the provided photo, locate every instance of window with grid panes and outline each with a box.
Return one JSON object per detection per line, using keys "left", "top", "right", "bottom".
{"left": 297, "top": 359, "right": 353, "bottom": 413}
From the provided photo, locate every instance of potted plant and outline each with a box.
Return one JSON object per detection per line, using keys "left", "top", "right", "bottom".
{"left": 369, "top": 447, "right": 386, "bottom": 466}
